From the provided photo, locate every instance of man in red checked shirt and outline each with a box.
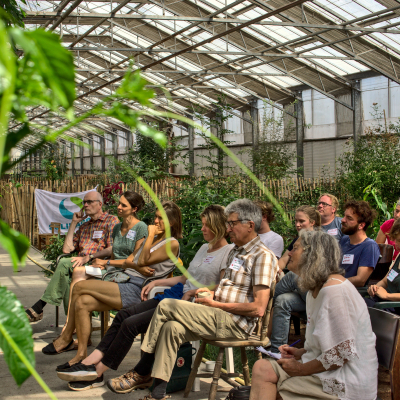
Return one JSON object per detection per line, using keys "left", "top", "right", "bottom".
{"left": 25, "top": 191, "right": 119, "bottom": 324}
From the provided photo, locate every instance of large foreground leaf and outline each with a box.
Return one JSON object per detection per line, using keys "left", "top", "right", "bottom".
{"left": 0, "top": 219, "right": 29, "bottom": 271}
{"left": 0, "top": 286, "right": 35, "bottom": 385}
{"left": 10, "top": 28, "right": 75, "bottom": 111}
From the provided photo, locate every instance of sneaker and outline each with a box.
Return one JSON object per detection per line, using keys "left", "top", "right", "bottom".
{"left": 57, "top": 362, "right": 98, "bottom": 381}
{"left": 68, "top": 375, "right": 104, "bottom": 391}
{"left": 56, "top": 361, "right": 81, "bottom": 372}
{"left": 107, "top": 369, "right": 153, "bottom": 394}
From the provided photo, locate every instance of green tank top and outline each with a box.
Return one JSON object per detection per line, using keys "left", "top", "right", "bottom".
{"left": 387, "top": 256, "right": 400, "bottom": 294}
{"left": 111, "top": 221, "right": 148, "bottom": 260}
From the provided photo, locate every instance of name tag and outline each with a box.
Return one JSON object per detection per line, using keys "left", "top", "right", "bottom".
{"left": 327, "top": 228, "right": 338, "bottom": 236}
{"left": 203, "top": 256, "right": 215, "bottom": 264}
{"left": 388, "top": 269, "right": 399, "bottom": 282}
{"left": 229, "top": 257, "right": 244, "bottom": 271}
{"left": 126, "top": 230, "right": 136, "bottom": 240}
{"left": 342, "top": 254, "right": 354, "bottom": 264}
{"left": 92, "top": 230, "right": 103, "bottom": 239}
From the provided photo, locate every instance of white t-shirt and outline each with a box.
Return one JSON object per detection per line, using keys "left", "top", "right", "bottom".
{"left": 303, "top": 279, "right": 378, "bottom": 400}
{"left": 183, "top": 243, "right": 234, "bottom": 293}
{"left": 258, "top": 231, "right": 284, "bottom": 258}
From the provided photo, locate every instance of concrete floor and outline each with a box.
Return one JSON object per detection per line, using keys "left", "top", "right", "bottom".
{"left": 0, "top": 247, "right": 230, "bottom": 400}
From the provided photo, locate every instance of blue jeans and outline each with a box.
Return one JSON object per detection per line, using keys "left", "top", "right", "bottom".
{"left": 270, "top": 272, "right": 307, "bottom": 353}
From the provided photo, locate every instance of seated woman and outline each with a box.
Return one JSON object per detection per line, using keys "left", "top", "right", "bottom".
{"left": 268, "top": 205, "right": 321, "bottom": 354}
{"left": 366, "top": 218, "right": 400, "bottom": 313}
{"left": 250, "top": 230, "right": 378, "bottom": 400}
{"left": 376, "top": 200, "right": 400, "bottom": 260}
{"left": 42, "top": 200, "right": 182, "bottom": 370}
{"left": 56, "top": 205, "right": 233, "bottom": 392}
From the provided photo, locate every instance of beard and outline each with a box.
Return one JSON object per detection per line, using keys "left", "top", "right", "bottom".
{"left": 341, "top": 224, "right": 359, "bottom": 235}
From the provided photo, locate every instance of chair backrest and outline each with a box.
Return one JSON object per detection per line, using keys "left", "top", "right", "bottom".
{"left": 368, "top": 307, "right": 400, "bottom": 370}
{"left": 257, "top": 281, "right": 275, "bottom": 341}
{"left": 367, "top": 244, "right": 394, "bottom": 284}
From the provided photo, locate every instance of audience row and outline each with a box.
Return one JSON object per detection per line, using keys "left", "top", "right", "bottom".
{"left": 24, "top": 190, "right": 400, "bottom": 400}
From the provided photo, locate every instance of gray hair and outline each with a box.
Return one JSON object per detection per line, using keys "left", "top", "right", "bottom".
{"left": 297, "top": 230, "right": 344, "bottom": 293}
{"left": 225, "top": 199, "right": 262, "bottom": 232}
{"left": 85, "top": 191, "right": 103, "bottom": 204}
{"left": 95, "top": 191, "right": 104, "bottom": 204}
{"left": 397, "top": 199, "right": 400, "bottom": 208}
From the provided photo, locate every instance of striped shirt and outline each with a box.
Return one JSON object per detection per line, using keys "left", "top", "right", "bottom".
{"left": 215, "top": 236, "right": 278, "bottom": 335}
{"left": 73, "top": 212, "right": 119, "bottom": 257}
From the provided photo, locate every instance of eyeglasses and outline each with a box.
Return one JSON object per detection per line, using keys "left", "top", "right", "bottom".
{"left": 83, "top": 200, "right": 100, "bottom": 205}
{"left": 226, "top": 219, "right": 249, "bottom": 228}
{"left": 317, "top": 201, "right": 332, "bottom": 208}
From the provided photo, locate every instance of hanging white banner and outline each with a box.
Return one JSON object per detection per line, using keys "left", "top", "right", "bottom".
{"left": 35, "top": 188, "right": 97, "bottom": 234}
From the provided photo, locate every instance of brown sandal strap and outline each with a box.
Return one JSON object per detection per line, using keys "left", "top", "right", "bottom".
{"left": 27, "top": 308, "right": 43, "bottom": 322}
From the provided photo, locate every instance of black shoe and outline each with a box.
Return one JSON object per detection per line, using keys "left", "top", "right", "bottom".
{"left": 68, "top": 375, "right": 104, "bottom": 391}
{"left": 42, "top": 339, "right": 74, "bottom": 355}
{"left": 56, "top": 361, "right": 81, "bottom": 372}
{"left": 57, "top": 362, "right": 98, "bottom": 381}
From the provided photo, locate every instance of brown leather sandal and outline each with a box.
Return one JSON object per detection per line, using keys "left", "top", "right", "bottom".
{"left": 26, "top": 308, "right": 43, "bottom": 323}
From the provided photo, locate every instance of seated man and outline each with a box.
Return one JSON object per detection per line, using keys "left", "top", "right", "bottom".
{"left": 318, "top": 193, "right": 344, "bottom": 241}
{"left": 64, "top": 199, "right": 278, "bottom": 399}
{"left": 340, "top": 200, "right": 380, "bottom": 287}
{"left": 26, "top": 191, "right": 119, "bottom": 322}
{"left": 254, "top": 200, "right": 284, "bottom": 258}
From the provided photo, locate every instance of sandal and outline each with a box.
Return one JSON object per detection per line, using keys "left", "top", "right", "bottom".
{"left": 42, "top": 339, "right": 74, "bottom": 355}
{"left": 139, "top": 395, "right": 171, "bottom": 400}
{"left": 26, "top": 308, "right": 43, "bottom": 323}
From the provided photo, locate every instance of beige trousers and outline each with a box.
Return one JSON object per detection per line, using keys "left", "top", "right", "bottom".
{"left": 141, "top": 298, "right": 248, "bottom": 381}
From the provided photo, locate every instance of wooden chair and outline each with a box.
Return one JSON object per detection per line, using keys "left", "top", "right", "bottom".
{"left": 184, "top": 283, "right": 275, "bottom": 400}
{"left": 368, "top": 307, "right": 400, "bottom": 400}
{"left": 37, "top": 222, "right": 61, "bottom": 251}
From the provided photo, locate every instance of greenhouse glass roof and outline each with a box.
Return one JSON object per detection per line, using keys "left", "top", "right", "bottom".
{"left": 15, "top": 0, "right": 400, "bottom": 148}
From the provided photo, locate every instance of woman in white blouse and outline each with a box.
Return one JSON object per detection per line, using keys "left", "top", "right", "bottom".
{"left": 250, "top": 229, "right": 378, "bottom": 400}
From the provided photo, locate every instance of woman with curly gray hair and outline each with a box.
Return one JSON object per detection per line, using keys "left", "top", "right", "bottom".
{"left": 250, "top": 230, "right": 378, "bottom": 400}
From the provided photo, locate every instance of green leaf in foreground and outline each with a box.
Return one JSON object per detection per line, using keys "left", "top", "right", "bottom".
{"left": 0, "top": 219, "right": 30, "bottom": 271}
{"left": 0, "top": 286, "right": 34, "bottom": 385}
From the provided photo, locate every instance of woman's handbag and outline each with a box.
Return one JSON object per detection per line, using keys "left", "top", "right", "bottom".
{"left": 225, "top": 386, "right": 251, "bottom": 400}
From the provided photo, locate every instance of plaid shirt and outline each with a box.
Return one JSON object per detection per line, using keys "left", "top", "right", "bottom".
{"left": 214, "top": 236, "right": 278, "bottom": 335}
{"left": 73, "top": 212, "right": 119, "bottom": 257}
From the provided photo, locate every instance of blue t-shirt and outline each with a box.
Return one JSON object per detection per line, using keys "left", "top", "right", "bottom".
{"left": 339, "top": 236, "right": 380, "bottom": 278}
{"left": 322, "top": 216, "right": 345, "bottom": 241}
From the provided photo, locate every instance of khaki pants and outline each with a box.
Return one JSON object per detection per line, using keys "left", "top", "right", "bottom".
{"left": 269, "top": 359, "right": 338, "bottom": 400}
{"left": 141, "top": 298, "right": 248, "bottom": 381}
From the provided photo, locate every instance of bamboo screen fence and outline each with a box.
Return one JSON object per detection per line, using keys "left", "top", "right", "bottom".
{"left": 0, "top": 175, "right": 333, "bottom": 247}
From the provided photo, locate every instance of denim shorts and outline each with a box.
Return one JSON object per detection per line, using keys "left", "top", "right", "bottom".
{"left": 118, "top": 276, "right": 145, "bottom": 309}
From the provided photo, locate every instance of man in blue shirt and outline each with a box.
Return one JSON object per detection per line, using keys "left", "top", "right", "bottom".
{"left": 340, "top": 200, "right": 380, "bottom": 287}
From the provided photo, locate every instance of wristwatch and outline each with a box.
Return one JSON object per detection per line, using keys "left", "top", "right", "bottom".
{"left": 106, "top": 260, "right": 111, "bottom": 266}
{"left": 89, "top": 254, "right": 94, "bottom": 261}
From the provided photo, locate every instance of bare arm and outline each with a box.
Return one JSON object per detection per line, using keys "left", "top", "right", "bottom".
{"left": 376, "top": 229, "right": 386, "bottom": 244}
{"left": 277, "top": 356, "right": 342, "bottom": 377}
{"left": 195, "top": 285, "right": 270, "bottom": 318}
{"left": 63, "top": 209, "right": 87, "bottom": 253}
{"left": 347, "top": 266, "right": 374, "bottom": 287}
{"left": 278, "top": 250, "right": 289, "bottom": 271}
{"left": 93, "top": 239, "right": 145, "bottom": 268}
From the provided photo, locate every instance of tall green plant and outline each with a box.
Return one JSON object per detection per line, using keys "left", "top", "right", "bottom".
{"left": 249, "top": 101, "right": 298, "bottom": 179}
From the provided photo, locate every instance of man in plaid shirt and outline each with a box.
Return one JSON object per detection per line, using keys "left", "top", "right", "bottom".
{"left": 104, "top": 199, "right": 278, "bottom": 398}
{"left": 26, "top": 191, "right": 119, "bottom": 323}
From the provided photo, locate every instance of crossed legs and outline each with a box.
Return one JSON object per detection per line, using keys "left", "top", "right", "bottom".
{"left": 52, "top": 280, "right": 123, "bottom": 364}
